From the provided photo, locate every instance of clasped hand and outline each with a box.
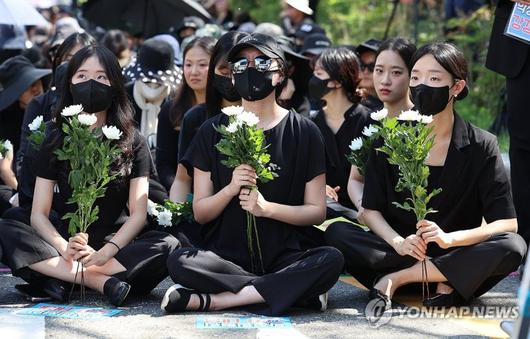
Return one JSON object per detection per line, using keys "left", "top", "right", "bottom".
{"left": 228, "top": 164, "right": 269, "bottom": 217}
{"left": 395, "top": 220, "right": 453, "bottom": 260}
{"left": 66, "top": 232, "right": 111, "bottom": 267}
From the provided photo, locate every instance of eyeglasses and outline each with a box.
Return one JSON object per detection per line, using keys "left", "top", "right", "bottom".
{"left": 230, "top": 56, "right": 278, "bottom": 74}
{"left": 360, "top": 62, "right": 375, "bottom": 72}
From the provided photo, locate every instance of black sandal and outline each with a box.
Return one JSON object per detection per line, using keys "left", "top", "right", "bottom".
{"left": 161, "top": 284, "right": 211, "bottom": 313}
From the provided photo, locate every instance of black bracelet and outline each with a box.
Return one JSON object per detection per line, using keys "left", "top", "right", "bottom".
{"left": 106, "top": 240, "right": 121, "bottom": 251}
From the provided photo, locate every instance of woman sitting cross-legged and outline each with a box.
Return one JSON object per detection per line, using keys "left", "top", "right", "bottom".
{"left": 325, "top": 42, "right": 527, "bottom": 309}
{"left": 162, "top": 33, "right": 344, "bottom": 316}
{"left": 0, "top": 46, "right": 180, "bottom": 306}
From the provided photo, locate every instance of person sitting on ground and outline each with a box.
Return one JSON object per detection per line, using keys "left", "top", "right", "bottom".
{"left": 162, "top": 33, "right": 344, "bottom": 315}
{"left": 356, "top": 39, "right": 384, "bottom": 112}
{"left": 325, "top": 42, "right": 527, "bottom": 309}
{"left": 0, "top": 46, "right": 180, "bottom": 306}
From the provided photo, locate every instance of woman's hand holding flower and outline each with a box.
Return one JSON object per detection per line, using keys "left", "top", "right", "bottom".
{"left": 239, "top": 188, "right": 270, "bottom": 218}
{"left": 81, "top": 247, "right": 113, "bottom": 267}
{"left": 227, "top": 164, "right": 257, "bottom": 196}
{"left": 395, "top": 234, "right": 427, "bottom": 261}
{"left": 416, "top": 219, "right": 454, "bottom": 249}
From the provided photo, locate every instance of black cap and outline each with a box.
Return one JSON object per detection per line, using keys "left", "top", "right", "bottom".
{"left": 294, "top": 23, "right": 326, "bottom": 39}
{"left": 301, "top": 33, "right": 331, "bottom": 56}
{"left": 227, "top": 33, "right": 286, "bottom": 64}
{"left": 0, "top": 56, "right": 51, "bottom": 111}
{"left": 356, "top": 38, "right": 382, "bottom": 55}
{"left": 277, "top": 35, "right": 309, "bottom": 61}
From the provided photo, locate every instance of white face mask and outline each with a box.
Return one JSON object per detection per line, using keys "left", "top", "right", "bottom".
{"left": 135, "top": 81, "right": 169, "bottom": 101}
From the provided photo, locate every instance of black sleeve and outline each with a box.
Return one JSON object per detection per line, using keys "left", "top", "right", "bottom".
{"left": 305, "top": 120, "right": 326, "bottom": 182}
{"left": 362, "top": 141, "right": 388, "bottom": 212}
{"left": 16, "top": 95, "right": 44, "bottom": 176}
{"left": 155, "top": 102, "right": 178, "bottom": 190}
{"left": 131, "top": 133, "right": 152, "bottom": 179}
{"left": 190, "top": 118, "right": 218, "bottom": 173}
{"left": 178, "top": 104, "right": 204, "bottom": 162}
{"left": 478, "top": 136, "right": 517, "bottom": 223}
{"left": 34, "top": 123, "right": 60, "bottom": 181}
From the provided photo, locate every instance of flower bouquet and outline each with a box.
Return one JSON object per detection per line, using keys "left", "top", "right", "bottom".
{"left": 214, "top": 106, "right": 278, "bottom": 274}
{"left": 376, "top": 110, "right": 442, "bottom": 300}
{"left": 147, "top": 199, "right": 194, "bottom": 228}
{"left": 346, "top": 120, "right": 381, "bottom": 177}
{"left": 55, "top": 104, "right": 123, "bottom": 300}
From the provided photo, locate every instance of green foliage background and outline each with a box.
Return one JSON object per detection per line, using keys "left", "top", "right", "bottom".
{"left": 230, "top": 0, "right": 508, "bottom": 150}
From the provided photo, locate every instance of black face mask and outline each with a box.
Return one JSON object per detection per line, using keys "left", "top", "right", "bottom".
{"left": 71, "top": 79, "right": 113, "bottom": 113}
{"left": 54, "top": 62, "right": 68, "bottom": 93}
{"left": 213, "top": 74, "right": 240, "bottom": 102}
{"left": 308, "top": 75, "right": 332, "bottom": 101}
{"left": 233, "top": 68, "right": 276, "bottom": 101}
{"left": 410, "top": 84, "right": 452, "bottom": 116}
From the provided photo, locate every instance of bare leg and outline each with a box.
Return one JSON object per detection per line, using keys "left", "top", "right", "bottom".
{"left": 373, "top": 259, "right": 448, "bottom": 298}
{"left": 29, "top": 257, "right": 114, "bottom": 293}
{"left": 186, "top": 285, "right": 266, "bottom": 311}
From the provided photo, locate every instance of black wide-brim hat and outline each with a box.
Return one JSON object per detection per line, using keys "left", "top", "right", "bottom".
{"left": 122, "top": 39, "right": 183, "bottom": 89}
{"left": 0, "top": 55, "right": 51, "bottom": 111}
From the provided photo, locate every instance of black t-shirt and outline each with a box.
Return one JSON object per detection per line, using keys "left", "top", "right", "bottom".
{"left": 35, "top": 124, "right": 151, "bottom": 249}
{"left": 191, "top": 110, "right": 326, "bottom": 271}
{"left": 312, "top": 104, "right": 371, "bottom": 208}
{"left": 362, "top": 113, "right": 516, "bottom": 238}
{"left": 179, "top": 103, "right": 209, "bottom": 162}
{"left": 360, "top": 95, "right": 384, "bottom": 112}
{"left": 156, "top": 100, "right": 180, "bottom": 190}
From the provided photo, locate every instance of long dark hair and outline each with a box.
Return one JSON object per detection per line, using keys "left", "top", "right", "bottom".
{"left": 52, "top": 45, "right": 136, "bottom": 176}
{"left": 169, "top": 36, "right": 216, "bottom": 128}
{"left": 205, "top": 31, "right": 247, "bottom": 117}
{"left": 52, "top": 32, "right": 98, "bottom": 73}
{"left": 317, "top": 47, "right": 362, "bottom": 105}
{"left": 376, "top": 37, "right": 416, "bottom": 74}
{"left": 410, "top": 42, "right": 469, "bottom": 100}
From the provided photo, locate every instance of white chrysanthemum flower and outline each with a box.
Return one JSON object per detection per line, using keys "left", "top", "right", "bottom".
{"left": 397, "top": 110, "right": 421, "bottom": 122}
{"left": 61, "top": 104, "right": 83, "bottom": 117}
{"left": 28, "top": 115, "right": 44, "bottom": 131}
{"left": 147, "top": 200, "right": 159, "bottom": 217}
{"left": 370, "top": 108, "right": 388, "bottom": 121}
{"left": 237, "top": 111, "right": 259, "bottom": 126}
{"left": 102, "top": 125, "right": 123, "bottom": 140}
{"left": 225, "top": 122, "right": 240, "bottom": 133}
{"left": 349, "top": 137, "right": 363, "bottom": 151}
{"left": 362, "top": 124, "right": 378, "bottom": 137}
{"left": 418, "top": 114, "right": 433, "bottom": 124}
{"left": 221, "top": 105, "right": 243, "bottom": 116}
{"left": 157, "top": 209, "right": 173, "bottom": 227}
{"left": 4, "top": 140, "right": 13, "bottom": 152}
{"left": 77, "top": 113, "right": 97, "bottom": 126}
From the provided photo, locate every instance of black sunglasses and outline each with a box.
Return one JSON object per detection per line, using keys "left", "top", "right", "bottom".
{"left": 360, "top": 62, "right": 375, "bottom": 72}
{"left": 230, "top": 56, "right": 278, "bottom": 74}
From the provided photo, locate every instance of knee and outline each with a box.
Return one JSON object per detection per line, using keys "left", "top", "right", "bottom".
{"left": 162, "top": 233, "right": 181, "bottom": 254}
{"left": 492, "top": 232, "right": 527, "bottom": 268}
{"left": 318, "top": 246, "right": 345, "bottom": 274}
{"left": 166, "top": 247, "right": 198, "bottom": 280}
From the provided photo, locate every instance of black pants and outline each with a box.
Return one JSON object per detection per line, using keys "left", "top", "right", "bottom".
{"left": 507, "top": 52, "right": 530, "bottom": 244}
{"left": 0, "top": 185, "right": 13, "bottom": 216}
{"left": 167, "top": 246, "right": 344, "bottom": 315}
{"left": 325, "top": 222, "right": 527, "bottom": 300}
{"left": 0, "top": 218, "right": 180, "bottom": 296}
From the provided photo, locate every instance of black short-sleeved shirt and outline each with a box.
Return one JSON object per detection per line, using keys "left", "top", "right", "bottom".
{"left": 312, "top": 104, "right": 371, "bottom": 208}
{"left": 35, "top": 124, "right": 151, "bottom": 249}
{"left": 156, "top": 100, "right": 180, "bottom": 190}
{"left": 191, "top": 110, "right": 326, "bottom": 271}
{"left": 178, "top": 103, "right": 213, "bottom": 178}
{"left": 362, "top": 113, "right": 516, "bottom": 237}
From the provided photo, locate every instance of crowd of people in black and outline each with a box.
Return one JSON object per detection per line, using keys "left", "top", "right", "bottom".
{"left": 0, "top": 0, "right": 527, "bottom": 316}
